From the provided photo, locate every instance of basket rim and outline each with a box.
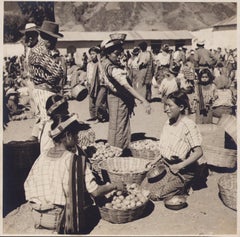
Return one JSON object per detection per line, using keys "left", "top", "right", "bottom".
{"left": 98, "top": 157, "right": 149, "bottom": 174}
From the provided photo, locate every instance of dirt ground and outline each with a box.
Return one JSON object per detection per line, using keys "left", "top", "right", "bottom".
{"left": 2, "top": 95, "right": 238, "bottom": 236}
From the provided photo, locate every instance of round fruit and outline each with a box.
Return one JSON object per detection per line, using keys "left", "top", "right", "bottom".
{"left": 105, "top": 203, "right": 112, "bottom": 208}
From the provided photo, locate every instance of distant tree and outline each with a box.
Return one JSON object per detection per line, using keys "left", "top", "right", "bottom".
{"left": 18, "top": 1, "right": 55, "bottom": 26}
{"left": 4, "top": 12, "right": 25, "bottom": 43}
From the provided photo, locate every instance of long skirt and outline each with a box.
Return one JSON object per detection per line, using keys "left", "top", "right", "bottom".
{"left": 107, "top": 93, "right": 131, "bottom": 149}
{"left": 141, "top": 161, "right": 198, "bottom": 201}
{"left": 135, "top": 68, "right": 147, "bottom": 98}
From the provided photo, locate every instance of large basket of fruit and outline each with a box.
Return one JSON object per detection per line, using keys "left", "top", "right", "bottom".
{"left": 129, "top": 139, "right": 161, "bottom": 160}
{"left": 88, "top": 142, "right": 122, "bottom": 173}
{"left": 98, "top": 157, "right": 150, "bottom": 184}
{"left": 98, "top": 183, "right": 150, "bottom": 223}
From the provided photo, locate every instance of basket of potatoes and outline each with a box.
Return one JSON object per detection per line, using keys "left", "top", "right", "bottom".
{"left": 87, "top": 142, "right": 122, "bottom": 172}
{"left": 98, "top": 183, "right": 150, "bottom": 223}
{"left": 129, "top": 139, "right": 161, "bottom": 160}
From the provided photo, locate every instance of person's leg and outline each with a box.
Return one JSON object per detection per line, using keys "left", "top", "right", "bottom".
{"left": 88, "top": 96, "right": 97, "bottom": 120}
{"left": 107, "top": 94, "right": 130, "bottom": 149}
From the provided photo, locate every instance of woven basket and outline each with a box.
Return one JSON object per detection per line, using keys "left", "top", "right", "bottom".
{"left": 218, "top": 173, "right": 237, "bottom": 211}
{"left": 218, "top": 114, "right": 237, "bottom": 144}
{"left": 109, "top": 33, "right": 127, "bottom": 41}
{"left": 98, "top": 157, "right": 149, "bottom": 184}
{"left": 203, "top": 145, "right": 237, "bottom": 168}
{"left": 130, "top": 140, "right": 161, "bottom": 160}
{"left": 99, "top": 199, "right": 149, "bottom": 224}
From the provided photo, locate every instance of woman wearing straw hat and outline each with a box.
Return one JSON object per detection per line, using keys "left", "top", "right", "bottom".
{"left": 24, "top": 113, "right": 126, "bottom": 234}
{"left": 101, "top": 36, "right": 151, "bottom": 152}
{"left": 28, "top": 20, "right": 66, "bottom": 141}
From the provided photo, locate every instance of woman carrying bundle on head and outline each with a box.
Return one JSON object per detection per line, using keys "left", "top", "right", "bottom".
{"left": 100, "top": 36, "right": 151, "bottom": 152}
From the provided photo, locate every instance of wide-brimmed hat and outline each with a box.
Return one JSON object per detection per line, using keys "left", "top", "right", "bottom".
{"left": 197, "top": 40, "right": 205, "bottom": 46}
{"left": 49, "top": 114, "right": 90, "bottom": 139}
{"left": 88, "top": 46, "right": 101, "bottom": 54}
{"left": 20, "top": 23, "right": 38, "bottom": 34}
{"left": 132, "top": 47, "right": 140, "bottom": 56}
{"left": 6, "top": 88, "right": 19, "bottom": 97}
{"left": 101, "top": 38, "right": 124, "bottom": 53}
{"left": 46, "top": 95, "right": 68, "bottom": 116}
{"left": 38, "top": 20, "right": 63, "bottom": 38}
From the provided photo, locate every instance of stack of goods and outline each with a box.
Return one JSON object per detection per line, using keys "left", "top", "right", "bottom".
{"left": 130, "top": 139, "right": 161, "bottom": 160}
{"left": 78, "top": 127, "right": 96, "bottom": 149}
{"left": 218, "top": 173, "right": 237, "bottom": 211}
{"left": 98, "top": 157, "right": 150, "bottom": 185}
{"left": 98, "top": 183, "right": 150, "bottom": 223}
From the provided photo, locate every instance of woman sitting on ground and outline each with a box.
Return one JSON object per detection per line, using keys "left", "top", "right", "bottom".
{"left": 24, "top": 113, "right": 126, "bottom": 234}
{"left": 142, "top": 90, "right": 208, "bottom": 204}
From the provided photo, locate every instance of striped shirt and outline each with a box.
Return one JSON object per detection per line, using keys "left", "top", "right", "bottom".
{"left": 159, "top": 116, "right": 202, "bottom": 160}
{"left": 24, "top": 149, "right": 98, "bottom": 206}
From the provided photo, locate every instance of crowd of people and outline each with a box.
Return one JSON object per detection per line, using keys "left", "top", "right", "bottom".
{"left": 2, "top": 20, "right": 237, "bottom": 234}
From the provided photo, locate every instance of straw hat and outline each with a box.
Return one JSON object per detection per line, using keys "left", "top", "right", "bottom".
{"left": 101, "top": 38, "right": 124, "bottom": 52}
{"left": 88, "top": 46, "right": 101, "bottom": 54}
{"left": 49, "top": 114, "right": 88, "bottom": 139}
{"left": 38, "top": 20, "right": 63, "bottom": 38}
{"left": 197, "top": 40, "right": 205, "bottom": 46}
{"left": 132, "top": 47, "right": 140, "bottom": 56}
{"left": 46, "top": 95, "right": 68, "bottom": 116}
{"left": 6, "top": 88, "right": 18, "bottom": 97}
{"left": 20, "top": 23, "right": 38, "bottom": 34}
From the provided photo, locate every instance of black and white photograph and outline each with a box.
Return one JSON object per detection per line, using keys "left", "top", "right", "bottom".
{"left": 2, "top": 1, "right": 238, "bottom": 235}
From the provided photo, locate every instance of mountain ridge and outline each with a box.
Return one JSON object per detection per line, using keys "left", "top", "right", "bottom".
{"left": 55, "top": 2, "right": 236, "bottom": 32}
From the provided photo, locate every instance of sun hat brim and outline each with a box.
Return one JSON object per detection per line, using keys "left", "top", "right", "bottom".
{"left": 49, "top": 114, "right": 90, "bottom": 139}
{"left": 39, "top": 29, "right": 63, "bottom": 38}
{"left": 20, "top": 27, "right": 39, "bottom": 34}
{"left": 47, "top": 98, "right": 67, "bottom": 116}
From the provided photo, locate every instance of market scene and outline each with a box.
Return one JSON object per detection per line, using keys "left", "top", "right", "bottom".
{"left": 2, "top": 2, "right": 238, "bottom": 236}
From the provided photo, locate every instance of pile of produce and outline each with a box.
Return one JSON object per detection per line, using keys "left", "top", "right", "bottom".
{"left": 85, "top": 142, "right": 122, "bottom": 176}
{"left": 130, "top": 139, "right": 161, "bottom": 159}
{"left": 90, "top": 142, "right": 122, "bottom": 161}
{"left": 104, "top": 183, "right": 150, "bottom": 210}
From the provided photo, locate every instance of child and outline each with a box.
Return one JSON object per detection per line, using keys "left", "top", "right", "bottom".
{"left": 158, "top": 66, "right": 179, "bottom": 102}
{"left": 142, "top": 90, "right": 207, "bottom": 204}
{"left": 194, "top": 68, "right": 217, "bottom": 124}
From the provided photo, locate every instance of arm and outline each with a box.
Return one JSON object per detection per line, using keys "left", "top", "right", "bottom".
{"left": 123, "top": 83, "right": 151, "bottom": 114}
{"left": 170, "top": 146, "right": 203, "bottom": 174}
{"left": 111, "top": 67, "right": 151, "bottom": 113}
{"left": 91, "top": 183, "right": 122, "bottom": 197}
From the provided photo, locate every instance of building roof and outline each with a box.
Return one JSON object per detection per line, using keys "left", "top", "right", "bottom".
{"left": 213, "top": 15, "right": 237, "bottom": 27}
{"left": 59, "top": 30, "right": 194, "bottom": 42}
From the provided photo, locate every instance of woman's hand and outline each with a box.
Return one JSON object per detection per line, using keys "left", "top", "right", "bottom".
{"left": 142, "top": 100, "right": 151, "bottom": 114}
{"left": 114, "top": 181, "right": 127, "bottom": 192}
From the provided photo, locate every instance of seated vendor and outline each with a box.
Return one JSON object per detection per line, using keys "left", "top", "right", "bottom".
{"left": 142, "top": 89, "right": 208, "bottom": 203}
{"left": 24, "top": 113, "right": 126, "bottom": 234}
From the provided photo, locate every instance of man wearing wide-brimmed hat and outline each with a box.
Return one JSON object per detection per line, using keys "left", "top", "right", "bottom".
{"left": 28, "top": 20, "right": 66, "bottom": 141}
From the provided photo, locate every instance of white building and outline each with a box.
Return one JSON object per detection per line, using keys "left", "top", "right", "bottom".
{"left": 191, "top": 15, "right": 237, "bottom": 50}
{"left": 56, "top": 30, "right": 194, "bottom": 60}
